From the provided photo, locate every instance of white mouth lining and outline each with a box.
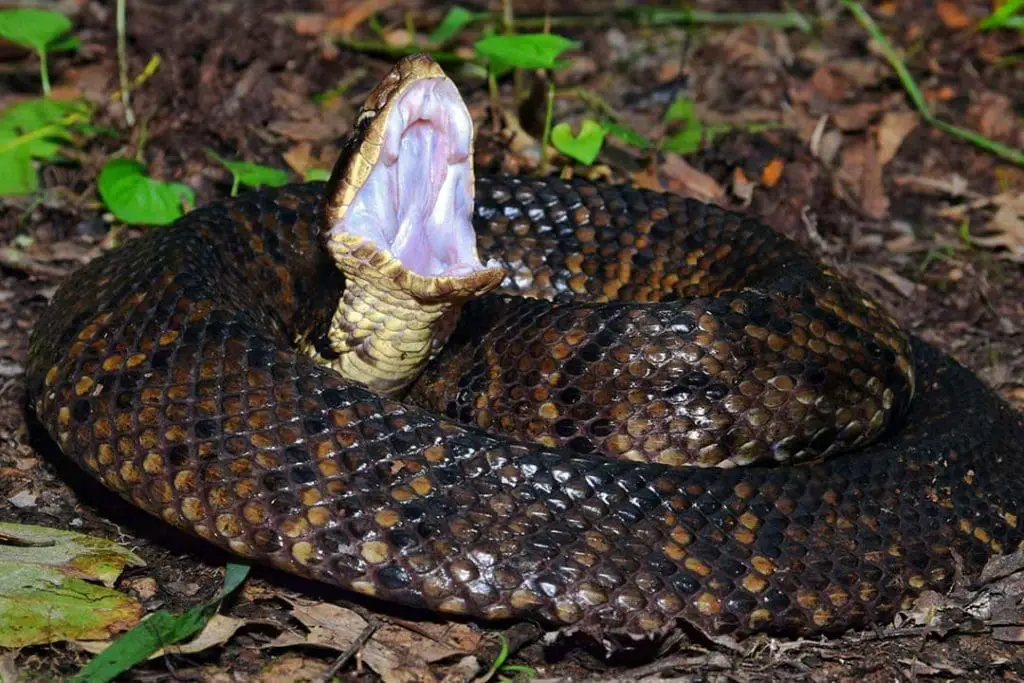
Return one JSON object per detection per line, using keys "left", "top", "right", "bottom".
{"left": 329, "top": 77, "right": 491, "bottom": 278}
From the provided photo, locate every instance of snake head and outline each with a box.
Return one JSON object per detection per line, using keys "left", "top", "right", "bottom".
{"left": 319, "top": 53, "right": 505, "bottom": 302}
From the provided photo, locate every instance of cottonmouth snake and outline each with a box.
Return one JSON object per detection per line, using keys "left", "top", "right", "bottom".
{"left": 26, "top": 55, "right": 1024, "bottom": 639}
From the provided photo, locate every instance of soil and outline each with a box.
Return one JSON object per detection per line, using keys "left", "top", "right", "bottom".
{"left": 1, "top": 0, "right": 1023, "bottom": 680}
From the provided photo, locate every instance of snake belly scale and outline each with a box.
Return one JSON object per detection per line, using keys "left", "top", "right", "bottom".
{"left": 26, "top": 55, "right": 1024, "bottom": 639}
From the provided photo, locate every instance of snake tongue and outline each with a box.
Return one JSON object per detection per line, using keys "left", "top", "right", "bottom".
{"left": 325, "top": 72, "right": 504, "bottom": 295}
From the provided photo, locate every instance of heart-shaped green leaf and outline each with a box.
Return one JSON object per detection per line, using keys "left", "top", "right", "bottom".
{"left": 474, "top": 33, "right": 578, "bottom": 70}
{"left": 551, "top": 119, "right": 608, "bottom": 165}
{"left": 0, "top": 8, "right": 72, "bottom": 53}
{"left": 98, "top": 159, "right": 195, "bottom": 226}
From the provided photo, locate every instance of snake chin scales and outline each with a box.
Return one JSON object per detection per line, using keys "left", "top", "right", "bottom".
{"left": 25, "top": 53, "right": 1024, "bottom": 643}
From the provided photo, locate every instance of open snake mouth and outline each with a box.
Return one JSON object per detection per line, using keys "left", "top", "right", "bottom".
{"left": 322, "top": 58, "right": 501, "bottom": 284}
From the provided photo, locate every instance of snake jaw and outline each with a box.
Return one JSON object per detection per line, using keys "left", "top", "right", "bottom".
{"left": 314, "top": 54, "right": 505, "bottom": 394}
{"left": 321, "top": 54, "right": 505, "bottom": 302}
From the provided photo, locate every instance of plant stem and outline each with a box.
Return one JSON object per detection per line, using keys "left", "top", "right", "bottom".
{"left": 487, "top": 70, "right": 499, "bottom": 108}
{"left": 117, "top": 0, "right": 135, "bottom": 126}
{"left": 37, "top": 49, "right": 51, "bottom": 96}
{"left": 540, "top": 81, "right": 555, "bottom": 170}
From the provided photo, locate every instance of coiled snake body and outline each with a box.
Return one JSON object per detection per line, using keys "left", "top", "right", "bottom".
{"left": 27, "top": 56, "right": 1024, "bottom": 639}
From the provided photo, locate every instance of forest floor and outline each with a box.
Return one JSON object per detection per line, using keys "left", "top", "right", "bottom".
{"left": 1, "top": 0, "right": 1023, "bottom": 680}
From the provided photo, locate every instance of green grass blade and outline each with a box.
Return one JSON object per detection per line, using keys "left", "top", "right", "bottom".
{"left": 843, "top": 0, "right": 1024, "bottom": 167}
{"left": 70, "top": 563, "right": 249, "bottom": 683}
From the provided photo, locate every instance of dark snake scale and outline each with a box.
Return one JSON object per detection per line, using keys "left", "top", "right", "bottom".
{"left": 27, "top": 173, "right": 1024, "bottom": 639}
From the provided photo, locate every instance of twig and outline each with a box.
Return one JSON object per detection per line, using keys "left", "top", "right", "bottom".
{"left": 117, "top": 0, "right": 136, "bottom": 126}
{"left": 315, "top": 618, "right": 378, "bottom": 683}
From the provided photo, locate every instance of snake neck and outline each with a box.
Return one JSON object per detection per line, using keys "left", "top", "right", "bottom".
{"left": 313, "top": 272, "right": 463, "bottom": 396}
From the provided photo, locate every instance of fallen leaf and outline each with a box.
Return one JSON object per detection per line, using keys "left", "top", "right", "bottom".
{"left": 731, "top": 167, "right": 756, "bottom": 207}
{"left": 832, "top": 101, "right": 884, "bottom": 131}
{"left": 0, "top": 523, "right": 146, "bottom": 647}
{"left": 0, "top": 522, "right": 145, "bottom": 587}
{"left": 810, "top": 66, "right": 848, "bottom": 102}
{"left": 831, "top": 58, "right": 887, "bottom": 88}
{"left": 265, "top": 598, "right": 477, "bottom": 681}
{"left": 7, "top": 490, "right": 36, "bottom": 508}
{"left": 256, "top": 655, "right": 330, "bottom": 683}
{"left": 268, "top": 118, "right": 346, "bottom": 142}
{"left": 325, "top": 0, "right": 396, "bottom": 36}
{"left": 937, "top": 0, "right": 972, "bottom": 28}
{"left": 839, "top": 138, "right": 889, "bottom": 218}
{"left": 969, "top": 92, "right": 1016, "bottom": 142}
{"left": 925, "top": 85, "right": 957, "bottom": 102}
{"left": 74, "top": 614, "right": 252, "bottom": 658}
{"left": 972, "top": 192, "right": 1024, "bottom": 262}
{"left": 632, "top": 153, "right": 725, "bottom": 203}
{"left": 761, "top": 158, "right": 784, "bottom": 186}
{"left": 292, "top": 13, "right": 328, "bottom": 36}
{"left": 875, "top": 111, "right": 919, "bottom": 165}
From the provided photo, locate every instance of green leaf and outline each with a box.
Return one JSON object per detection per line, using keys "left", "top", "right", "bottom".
{"left": 0, "top": 98, "right": 88, "bottom": 196}
{"left": 98, "top": 159, "right": 195, "bottom": 226}
{"left": 207, "top": 149, "right": 290, "bottom": 196}
{"left": 0, "top": 98, "right": 86, "bottom": 161}
{"left": 602, "top": 120, "right": 653, "bottom": 150}
{"left": 303, "top": 167, "right": 332, "bottom": 181}
{"left": 429, "top": 6, "right": 477, "bottom": 45}
{"left": 663, "top": 125, "right": 705, "bottom": 154}
{"left": 979, "top": 0, "right": 1023, "bottom": 29}
{"left": 662, "top": 94, "right": 705, "bottom": 154}
{"left": 0, "top": 8, "right": 73, "bottom": 53}
{"left": 474, "top": 33, "right": 578, "bottom": 70}
{"left": 664, "top": 94, "right": 698, "bottom": 124}
{"left": 0, "top": 147, "right": 37, "bottom": 195}
{"left": 47, "top": 34, "right": 81, "bottom": 52}
{"left": 551, "top": 119, "right": 607, "bottom": 165}
{"left": 71, "top": 563, "right": 250, "bottom": 683}
{"left": 0, "top": 523, "right": 146, "bottom": 648}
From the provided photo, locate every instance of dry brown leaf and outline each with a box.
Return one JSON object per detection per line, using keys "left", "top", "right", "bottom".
{"left": 761, "top": 158, "right": 784, "bottom": 187}
{"left": 731, "top": 167, "right": 756, "bottom": 207}
{"left": 831, "top": 58, "right": 887, "bottom": 88}
{"left": 326, "top": 0, "right": 396, "bottom": 36}
{"left": 970, "top": 92, "right": 1016, "bottom": 141}
{"left": 937, "top": 0, "right": 972, "bottom": 28}
{"left": 264, "top": 598, "right": 474, "bottom": 681}
{"left": 632, "top": 153, "right": 725, "bottom": 203}
{"left": 839, "top": 139, "right": 889, "bottom": 218}
{"left": 268, "top": 118, "right": 346, "bottom": 143}
{"left": 292, "top": 12, "right": 328, "bottom": 36}
{"left": 75, "top": 615, "right": 252, "bottom": 659}
{"left": 832, "top": 101, "right": 884, "bottom": 131}
{"left": 271, "top": 87, "right": 320, "bottom": 121}
{"left": 972, "top": 192, "right": 1024, "bottom": 262}
{"left": 810, "top": 66, "right": 848, "bottom": 102}
{"left": 255, "top": 655, "right": 329, "bottom": 683}
{"left": 282, "top": 142, "right": 325, "bottom": 179}
{"left": 875, "top": 111, "right": 919, "bottom": 165}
